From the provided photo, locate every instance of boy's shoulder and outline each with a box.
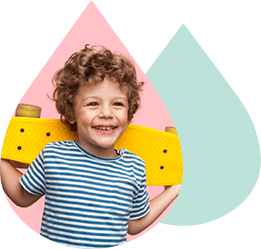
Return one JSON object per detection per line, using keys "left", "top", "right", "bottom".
{"left": 44, "top": 140, "right": 76, "bottom": 151}
{"left": 120, "top": 149, "right": 145, "bottom": 166}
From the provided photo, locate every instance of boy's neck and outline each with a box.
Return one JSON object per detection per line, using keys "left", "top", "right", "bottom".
{"left": 77, "top": 140, "right": 119, "bottom": 159}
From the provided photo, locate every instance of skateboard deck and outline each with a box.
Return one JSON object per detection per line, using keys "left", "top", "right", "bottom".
{"left": 1, "top": 117, "right": 183, "bottom": 186}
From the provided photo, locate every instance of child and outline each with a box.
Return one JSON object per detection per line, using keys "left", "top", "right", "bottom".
{"left": 0, "top": 44, "right": 181, "bottom": 248}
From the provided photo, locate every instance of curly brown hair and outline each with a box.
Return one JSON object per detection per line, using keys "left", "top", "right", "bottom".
{"left": 52, "top": 44, "right": 144, "bottom": 131}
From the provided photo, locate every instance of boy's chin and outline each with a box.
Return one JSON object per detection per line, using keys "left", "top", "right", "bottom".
{"left": 98, "top": 143, "right": 116, "bottom": 150}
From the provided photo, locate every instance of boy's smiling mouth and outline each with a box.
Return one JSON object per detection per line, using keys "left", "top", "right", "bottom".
{"left": 93, "top": 126, "right": 117, "bottom": 130}
{"left": 92, "top": 125, "right": 118, "bottom": 134}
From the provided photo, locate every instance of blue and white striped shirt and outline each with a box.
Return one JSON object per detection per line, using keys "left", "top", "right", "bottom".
{"left": 20, "top": 140, "right": 150, "bottom": 248}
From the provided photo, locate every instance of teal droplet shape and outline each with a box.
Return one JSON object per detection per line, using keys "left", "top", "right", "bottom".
{"left": 146, "top": 24, "right": 260, "bottom": 225}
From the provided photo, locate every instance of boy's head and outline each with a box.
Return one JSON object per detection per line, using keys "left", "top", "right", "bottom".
{"left": 52, "top": 44, "right": 144, "bottom": 131}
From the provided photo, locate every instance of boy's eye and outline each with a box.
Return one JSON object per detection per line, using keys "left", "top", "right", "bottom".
{"left": 87, "top": 102, "right": 98, "bottom": 106}
{"left": 114, "top": 102, "right": 124, "bottom": 106}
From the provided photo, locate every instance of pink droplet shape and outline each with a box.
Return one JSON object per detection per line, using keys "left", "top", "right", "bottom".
{"left": 6, "top": 1, "right": 175, "bottom": 244}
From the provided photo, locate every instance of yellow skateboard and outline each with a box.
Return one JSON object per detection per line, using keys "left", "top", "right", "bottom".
{"left": 1, "top": 105, "right": 183, "bottom": 186}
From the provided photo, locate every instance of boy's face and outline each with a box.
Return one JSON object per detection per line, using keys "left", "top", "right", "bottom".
{"left": 70, "top": 77, "right": 129, "bottom": 158}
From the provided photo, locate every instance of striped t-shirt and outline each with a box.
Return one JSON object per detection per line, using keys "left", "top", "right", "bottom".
{"left": 20, "top": 140, "right": 150, "bottom": 248}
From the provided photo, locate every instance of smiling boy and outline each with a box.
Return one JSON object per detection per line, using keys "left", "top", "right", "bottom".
{"left": 0, "top": 44, "right": 180, "bottom": 248}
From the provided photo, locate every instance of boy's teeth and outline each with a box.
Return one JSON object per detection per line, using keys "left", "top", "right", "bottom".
{"left": 95, "top": 127, "right": 114, "bottom": 130}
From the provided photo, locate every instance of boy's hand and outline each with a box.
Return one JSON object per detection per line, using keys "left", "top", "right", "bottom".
{"left": 9, "top": 160, "right": 29, "bottom": 168}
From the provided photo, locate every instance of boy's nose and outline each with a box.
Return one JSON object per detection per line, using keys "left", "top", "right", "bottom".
{"left": 99, "top": 105, "right": 113, "bottom": 118}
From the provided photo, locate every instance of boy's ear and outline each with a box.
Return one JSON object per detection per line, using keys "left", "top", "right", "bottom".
{"left": 66, "top": 114, "right": 76, "bottom": 124}
{"left": 68, "top": 119, "right": 76, "bottom": 124}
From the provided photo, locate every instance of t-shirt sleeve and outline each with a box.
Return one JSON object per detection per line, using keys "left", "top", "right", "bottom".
{"left": 129, "top": 170, "right": 150, "bottom": 220}
{"left": 19, "top": 150, "right": 46, "bottom": 196}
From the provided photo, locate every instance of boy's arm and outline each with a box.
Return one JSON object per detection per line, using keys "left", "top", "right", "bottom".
{"left": 128, "top": 185, "right": 180, "bottom": 235}
{"left": 0, "top": 159, "right": 42, "bottom": 207}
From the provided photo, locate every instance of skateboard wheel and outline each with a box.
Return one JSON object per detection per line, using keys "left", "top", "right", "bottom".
{"left": 15, "top": 104, "right": 41, "bottom": 118}
{"left": 165, "top": 126, "right": 177, "bottom": 135}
